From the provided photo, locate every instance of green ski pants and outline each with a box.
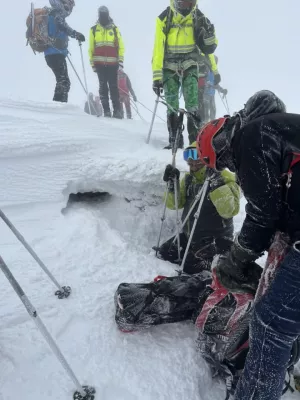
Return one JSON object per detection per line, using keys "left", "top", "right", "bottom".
{"left": 163, "top": 67, "right": 200, "bottom": 143}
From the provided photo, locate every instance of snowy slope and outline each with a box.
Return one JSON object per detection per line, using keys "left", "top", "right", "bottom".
{"left": 0, "top": 100, "right": 298, "bottom": 400}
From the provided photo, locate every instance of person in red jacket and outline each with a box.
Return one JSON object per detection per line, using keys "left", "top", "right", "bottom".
{"left": 118, "top": 68, "right": 137, "bottom": 119}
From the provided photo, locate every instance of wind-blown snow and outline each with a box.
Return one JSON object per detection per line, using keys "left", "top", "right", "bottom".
{"left": 0, "top": 100, "right": 297, "bottom": 400}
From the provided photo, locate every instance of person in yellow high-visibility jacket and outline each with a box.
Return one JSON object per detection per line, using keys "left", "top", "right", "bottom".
{"left": 89, "top": 6, "right": 125, "bottom": 118}
{"left": 152, "top": 0, "right": 217, "bottom": 148}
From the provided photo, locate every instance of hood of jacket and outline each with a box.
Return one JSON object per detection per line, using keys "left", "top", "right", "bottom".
{"left": 170, "top": 0, "right": 198, "bottom": 17}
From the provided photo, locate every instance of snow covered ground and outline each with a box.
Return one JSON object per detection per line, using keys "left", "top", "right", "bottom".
{"left": 0, "top": 100, "right": 298, "bottom": 400}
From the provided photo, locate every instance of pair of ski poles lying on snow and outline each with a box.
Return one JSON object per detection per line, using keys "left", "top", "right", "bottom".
{"left": 150, "top": 102, "right": 213, "bottom": 272}
{"left": 0, "top": 209, "right": 95, "bottom": 400}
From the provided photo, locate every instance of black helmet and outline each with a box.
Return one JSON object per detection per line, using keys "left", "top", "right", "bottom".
{"left": 242, "top": 90, "right": 286, "bottom": 125}
{"left": 98, "top": 5, "right": 110, "bottom": 26}
{"left": 173, "top": 0, "right": 197, "bottom": 16}
{"left": 98, "top": 5, "right": 109, "bottom": 15}
{"left": 225, "top": 90, "right": 286, "bottom": 145}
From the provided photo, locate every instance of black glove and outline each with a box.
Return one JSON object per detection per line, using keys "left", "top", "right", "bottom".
{"left": 163, "top": 164, "right": 180, "bottom": 183}
{"left": 214, "top": 73, "right": 221, "bottom": 86}
{"left": 132, "top": 94, "right": 137, "bottom": 102}
{"left": 215, "top": 237, "right": 263, "bottom": 294}
{"left": 209, "top": 172, "right": 225, "bottom": 191}
{"left": 219, "top": 87, "right": 228, "bottom": 96}
{"left": 74, "top": 31, "right": 85, "bottom": 42}
{"left": 153, "top": 80, "right": 163, "bottom": 96}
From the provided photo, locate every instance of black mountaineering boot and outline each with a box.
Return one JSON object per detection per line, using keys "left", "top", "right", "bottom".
{"left": 164, "top": 112, "right": 179, "bottom": 150}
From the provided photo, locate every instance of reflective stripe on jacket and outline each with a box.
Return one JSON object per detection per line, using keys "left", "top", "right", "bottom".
{"left": 152, "top": 7, "right": 217, "bottom": 81}
{"left": 88, "top": 23, "right": 124, "bottom": 66}
{"left": 207, "top": 54, "right": 218, "bottom": 74}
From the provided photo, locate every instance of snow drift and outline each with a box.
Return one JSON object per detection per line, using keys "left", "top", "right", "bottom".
{"left": 0, "top": 100, "right": 296, "bottom": 400}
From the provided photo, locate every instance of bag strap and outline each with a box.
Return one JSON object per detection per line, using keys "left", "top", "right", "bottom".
{"left": 283, "top": 152, "right": 300, "bottom": 200}
{"left": 163, "top": 6, "right": 173, "bottom": 38}
{"left": 282, "top": 374, "right": 295, "bottom": 395}
{"left": 112, "top": 25, "right": 119, "bottom": 53}
{"left": 92, "top": 24, "right": 119, "bottom": 53}
{"left": 163, "top": 7, "right": 202, "bottom": 46}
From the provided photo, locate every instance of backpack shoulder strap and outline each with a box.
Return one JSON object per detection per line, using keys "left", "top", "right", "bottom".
{"left": 92, "top": 24, "right": 97, "bottom": 36}
{"left": 194, "top": 7, "right": 204, "bottom": 18}
{"left": 163, "top": 6, "right": 173, "bottom": 37}
{"left": 193, "top": 7, "right": 205, "bottom": 39}
{"left": 112, "top": 25, "right": 119, "bottom": 51}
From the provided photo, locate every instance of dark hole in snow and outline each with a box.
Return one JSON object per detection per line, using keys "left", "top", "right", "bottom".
{"left": 61, "top": 191, "right": 112, "bottom": 214}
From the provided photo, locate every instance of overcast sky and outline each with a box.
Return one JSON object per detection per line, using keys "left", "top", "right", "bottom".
{"left": 0, "top": 0, "right": 299, "bottom": 118}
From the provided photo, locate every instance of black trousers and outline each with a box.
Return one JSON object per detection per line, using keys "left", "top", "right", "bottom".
{"left": 45, "top": 54, "right": 70, "bottom": 103}
{"left": 95, "top": 65, "right": 121, "bottom": 115}
{"left": 157, "top": 232, "right": 233, "bottom": 275}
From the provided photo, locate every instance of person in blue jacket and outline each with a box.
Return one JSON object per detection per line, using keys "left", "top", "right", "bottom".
{"left": 45, "top": 0, "right": 85, "bottom": 102}
{"left": 203, "top": 55, "right": 228, "bottom": 122}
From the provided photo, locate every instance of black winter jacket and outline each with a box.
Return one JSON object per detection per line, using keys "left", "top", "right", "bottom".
{"left": 232, "top": 113, "right": 300, "bottom": 254}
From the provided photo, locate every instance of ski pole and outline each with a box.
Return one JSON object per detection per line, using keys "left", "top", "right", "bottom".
{"left": 67, "top": 56, "right": 99, "bottom": 116}
{"left": 224, "top": 95, "right": 231, "bottom": 115}
{"left": 171, "top": 110, "right": 185, "bottom": 260}
{"left": 31, "top": 3, "right": 34, "bottom": 34}
{"left": 117, "top": 86, "right": 146, "bottom": 122}
{"left": 0, "top": 255, "right": 95, "bottom": 400}
{"left": 146, "top": 94, "right": 160, "bottom": 144}
{"left": 78, "top": 42, "right": 91, "bottom": 115}
{"left": 218, "top": 91, "right": 231, "bottom": 115}
{"left": 155, "top": 185, "right": 170, "bottom": 257}
{"left": 180, "top": 175, "right": 210, "bottom": 272}
{"left": 130, "top": 99, "right": 147, "bottom": 122}
{"left": 173, "top": 178, "right": 181, "bottom": 262}
{"left": 155, "top": 110, "right": 184, "bottom": 256}
{"left": 136, "top": 100, "right": 166, "bottom": 123}
{"left": 170, "top": 184, "right": 206, "bottom": 246}
{"left": 0, "top": 209, "right": 71, "bottom": 299}
{"left": 67, "top": 55, "right": 86, "bottom": 93}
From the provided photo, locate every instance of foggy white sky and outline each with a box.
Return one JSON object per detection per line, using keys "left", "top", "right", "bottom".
{"left": 0, "top": 0, "right": 299, "bottom": 118}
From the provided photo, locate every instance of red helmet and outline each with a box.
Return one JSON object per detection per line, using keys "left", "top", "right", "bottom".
{"left": 196, "top": 117, "right": 229, "bottom": 169}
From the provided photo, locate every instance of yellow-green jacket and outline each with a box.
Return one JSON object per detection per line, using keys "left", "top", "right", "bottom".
{"left": 152, "top": 4, "right": 217, "bottom": 81}
{"left": 166, "top": 167, "right": 240, "bottom": 238}
{"left": 207, "top": 54, "right": 218, "bottom": 75}
{"left": 89, "top": 23, "right": 124, "bottom": 67}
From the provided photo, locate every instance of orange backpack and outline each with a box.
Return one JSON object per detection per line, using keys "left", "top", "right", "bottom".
{"left": 26, "top": 4, "right": 51, "bottom": 53}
